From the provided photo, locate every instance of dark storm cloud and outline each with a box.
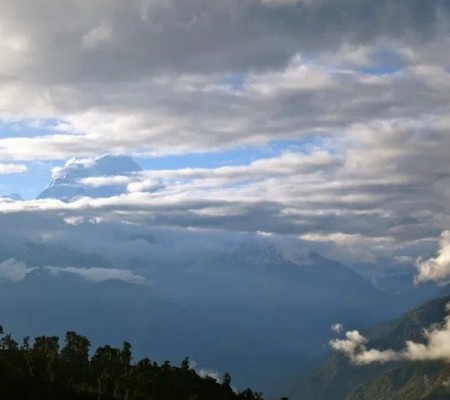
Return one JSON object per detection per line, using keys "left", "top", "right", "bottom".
{"left": 0, "top": 0, "right": 447, "bottom": 84}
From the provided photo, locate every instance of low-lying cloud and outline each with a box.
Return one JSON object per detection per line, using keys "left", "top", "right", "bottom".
{"left": 330, "top": 330, "right": 401, "bottom": 364}
{"left": 331, "top": 303, "right": 450, "bottom": 364}
{"left": 45, "top": 266, "right": 147, "bottom": 285}
{"left": 0, "top": 258, "right": 146, "bottom": 285}
{"left": 0, "top": 258, "right": 36, "bottom": 282}
{"left": 331, "top": 323, "right": 344, "bottom": 334}
{"left": 0, "top": 163, "right": 27, "bottom": 174}
{"left": 415, "top": 231, "right": 450, "bottom": 283}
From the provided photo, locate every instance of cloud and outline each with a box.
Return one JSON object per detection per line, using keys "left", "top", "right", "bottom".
{"left": 0, "top": 256, "right": 145, "bottom": 285}
{"left": 0, "top": 258, "right": 35, "bottom": 282}
{"left": 0, "top": 59, "right": 449, "bottom": 161}
{"left": 331, "top": 303, "right": 450, "bottom": 364}
{"left": 0, "top": 0, "right": 447, "bottom": 83}
{"left": 190, "top": 360, "right": 222, "bottom": 382}
{"left": 64, "top": 216, "right": 85, "bottom": 226}
{"left": 197, "top": 368, "right": 221, "bottom": 382}
{"left": 0, "top": 1, "right": 447, "bottom": 161}
{"left": 0, "top": 163, "right": 27, "bottom": 174}
{"left": 0, "top": 1, "right": 449, "bottom": 270}
{"left": 415, "top": 231, "right": 450, "bottom": 283}
{"left": 44, "top": 266, "right": 147, "bottom": 285}
{"left": 82, "top": 24, "right": 113, "bottom": 49}
{"left": 126, "top": 179, "right": 164, "bottom": 194}
{"left": 330, "top": 330, "right": 401, "bottom": 364}
{"left": 0, "top": 135, "right": 446, "bottom": 269}
{"left": 331, "top": 323, "right": 344, "bottom": 334}
{"left": 259, "top": 0, "right": 314, "bottom": 5}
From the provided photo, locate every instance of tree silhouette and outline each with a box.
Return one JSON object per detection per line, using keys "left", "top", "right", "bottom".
{"left": 0, "top": 326, "right": 277, "bottom": 400}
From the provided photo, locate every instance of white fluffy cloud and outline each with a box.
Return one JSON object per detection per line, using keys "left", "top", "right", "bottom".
{"left": 64, "top": 216, "right": 85, "bottom": 226}
{"left": 331, "top": 323, "right": 344, "bottom": 334}
{"left": 416, "top": 231, "right": 450, "bottom": 283}
{"left": 331, "top": 330, "right": 401, "bottom": 364}
{"left": 0, "top": 257, "right": 145, "bottom": 285}
{"left": 331, "top": 303, "right": 450, "bottom": 364}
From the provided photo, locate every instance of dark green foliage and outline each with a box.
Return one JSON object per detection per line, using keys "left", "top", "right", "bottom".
{"left": 0, "top": 328, "right": 271, "bottom": 400}
{"left": 346, "top": 362, "right": 450, "bottom": 400}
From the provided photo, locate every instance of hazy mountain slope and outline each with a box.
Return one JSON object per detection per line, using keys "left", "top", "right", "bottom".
{"left": 352, "top": 263, "right": 440, "bottom": 312}
{"left": 347, "top": 362, "right": 450, "bottom": 400}
{"left": 6, "top": 155, "right": 431, "bottom": 392}
{"left": 0, "top": 193, "right": 23, "bottom": 201}
{"left": 288, "top": 296, "right": 450, "bottom": 400}
{"left": 0, "top": 233, "right": 403, "bottom": 392}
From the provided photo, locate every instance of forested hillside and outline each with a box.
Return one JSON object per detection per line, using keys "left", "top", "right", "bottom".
{"left": 289, "top": 296, "right": 450, "bottom": 400}
{"left": 0, "top": 327, "right": 279, "bottom": 400}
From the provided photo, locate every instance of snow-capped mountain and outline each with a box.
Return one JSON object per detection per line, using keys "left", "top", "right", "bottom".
{"left": 37, "top": 154, "right": 142, "bottom": 201}
{"left": 0, "top": 193, "right": 23, "bottom": 201}
{"left": 231, "top": 239, "right": 286, "bottom": 265}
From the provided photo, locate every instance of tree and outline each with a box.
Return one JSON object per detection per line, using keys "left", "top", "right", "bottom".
{"left": 0, "top": 334, "right": 18, "bottom": 351}
{"left": 223, "top": 372, "right": 232, "bottom": 387}
{"left": 181, "top": 356, "right": 191, "bottom": 371}
{"left": 21, "top": 336, "right": 30, "bottom": 351}
{"left": 120, "top": 341, "right": 132, "bottom": 367}
{"left": 60, "top": 331, "right": 91, "bottom": 381}
{"left": 0, "top": 328, "right": 271, "bottom": 400}
{"left": 29, "top": 336, "right": 60, "bottom": 382}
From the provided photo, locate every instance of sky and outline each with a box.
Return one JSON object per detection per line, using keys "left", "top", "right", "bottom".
{"left": 1, "top": 0, "right": 450, "bottom": 280}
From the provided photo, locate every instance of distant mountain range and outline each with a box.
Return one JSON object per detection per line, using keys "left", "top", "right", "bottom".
{"left": 0, "top": 193, "right": 23, "bottom": 201}
{"left": 0, "top": 227, "right": 409, "bottom": 392}
{"left": 0, "top": 154, "right": 444, "bottom": 393}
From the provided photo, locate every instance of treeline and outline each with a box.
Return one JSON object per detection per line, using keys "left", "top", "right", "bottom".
{"left": 0, "top": 326, "right": 287, "bottom": 400}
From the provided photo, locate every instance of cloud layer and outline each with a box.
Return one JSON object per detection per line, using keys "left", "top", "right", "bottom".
{"left": 0, "top": 137, "right": 447, "bottom": 272}
{"left": 0, "top": 0, "right": 448, "bottom": 160}
{"left": 0, "top": 164, "right": 27, "bottom": 174}
{"left": 0, "top": 0, "right": 449, "bottom": 276}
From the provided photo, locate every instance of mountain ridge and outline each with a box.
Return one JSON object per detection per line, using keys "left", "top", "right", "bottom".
{"left": 288, "top": 295, "right": 450, "bottom": 400}
{"left": 37, "top": 154, "right": 142, "bottom": 201}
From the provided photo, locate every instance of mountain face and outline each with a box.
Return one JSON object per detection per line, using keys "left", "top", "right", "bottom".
{"left": 0, "top": 224, "right": 409, "bottom": 393}
{"left": 36, "top": 154, "right": 142, "bottom": 201}
{"left": 288, "top": 295, "right": 450, "bottom": 400}
{"left": 346, "top": 362, "right": 450, "bottom": 400}
{"left": 11, "top": 154, "right": 440, "bottom": 393}
{"left": 0, "top": 193, "right": 23, "bottom": 201}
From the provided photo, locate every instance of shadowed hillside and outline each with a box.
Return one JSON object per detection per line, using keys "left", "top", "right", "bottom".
{"left": 289, "top": 296, "right": 450, "bottom": 400}
{"left": 0, "top": 327, "right": 281, "bottom": 400}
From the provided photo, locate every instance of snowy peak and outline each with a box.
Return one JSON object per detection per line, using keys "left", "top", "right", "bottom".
{"left": 0, "top": 193, "right": 23, "bottom": 201}
{"left": 50, "top": 154, "right": 141, "bottom": 184}
{"left": 232, "top": 239, "right": 286, "bottom": 265}
{"left": 37, "top": 154, "right": 142, "bottom": 201}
